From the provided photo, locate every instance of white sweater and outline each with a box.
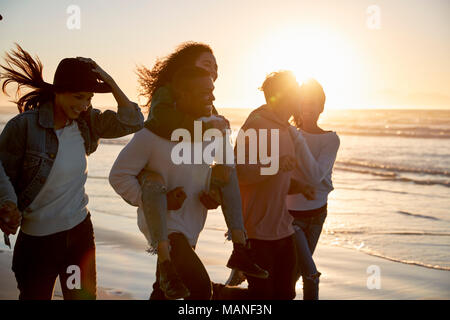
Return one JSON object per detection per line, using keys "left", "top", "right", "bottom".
{"left": 286, "top": 126, "right": 340, "bottom": 211}
{"left": 109, "top": 128, "right": 212, "bottom": 247}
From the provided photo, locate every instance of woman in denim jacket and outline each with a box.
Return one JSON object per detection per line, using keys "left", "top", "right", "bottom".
{"left": 0, "top": 44, "right": 143, "bottom": 300}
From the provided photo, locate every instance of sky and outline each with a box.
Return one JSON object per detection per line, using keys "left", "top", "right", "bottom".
{"left": 0, "top": 0, "right": 449, "bottom": 110}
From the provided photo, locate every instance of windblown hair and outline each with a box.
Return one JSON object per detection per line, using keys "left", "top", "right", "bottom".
{"left": 0, "top": 43, "right": 54, "bottom": 113}
{"left": 136, "top": 42, "right": 213, "bottom": 109}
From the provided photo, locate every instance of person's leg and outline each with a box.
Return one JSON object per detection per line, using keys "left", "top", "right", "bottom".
{"left": 300, "top": 207, "right": 327, "bottom": 300}
{"left": 273, "top": 235, "right": 297, "bottom": 300}
{"left": 245, "top": 239, "right": 275, "bottom": 300}
{"left": 12, "top": 230, "right": 61, "bottom": 300}
{"left": 168, "top": 233, "right": 212, "bottom": 300}
{"left": 59, "top": 213, "right": 97, "bottom": 300}
{"left": 149, "top": 262, "right": 168, "bottom": 300}
{"left": 305, "top": 206, "right": 327, "bottom": 255}
{"left": 141, "top": 171, "right": 189, "bottom": 299}
{"left": 293, "top": 220, "right": 317, "bottom": 281}
{"left": 213, "top": 165, "right": 245, "bottom": 236}
{"left": 213, "top": 166, "right": 268, "bottom": 279}
{"left": 211, "top": 282, "right": 251, "bottom": 300}
{"left": 140, "top": 171, "right": 170, "bottom": 257}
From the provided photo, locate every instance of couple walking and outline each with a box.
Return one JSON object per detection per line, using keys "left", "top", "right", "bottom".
{"left": 0, "top": 42, "right": 339, "bottom": 300}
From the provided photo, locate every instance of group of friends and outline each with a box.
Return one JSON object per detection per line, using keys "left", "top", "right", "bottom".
{"left": 0, "top": 42, "right": 340, "bottom": 300}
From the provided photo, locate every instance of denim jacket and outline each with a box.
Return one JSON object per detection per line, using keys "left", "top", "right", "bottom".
{"left": 0, "top": 100, "right": 144, "bottom": 211}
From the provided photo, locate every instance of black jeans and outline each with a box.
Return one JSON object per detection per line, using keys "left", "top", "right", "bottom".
{"left": 12, "top": 213, "right": 96, "bottom": 300}
{"left": 246, "top": 235, "right": 297, "bottom": 300}
{"left": 150, "top": 232, "right": 213, "bottom": 300}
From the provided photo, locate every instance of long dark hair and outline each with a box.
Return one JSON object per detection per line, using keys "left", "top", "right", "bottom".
{"left": 0, "top": 43, "right": 54, "bottom": 113}
{"left": 136, "top": 42, "right": 213, "bottom": 109}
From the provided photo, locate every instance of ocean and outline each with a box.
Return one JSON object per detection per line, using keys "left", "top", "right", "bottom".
{"left": 0, "top": 107, "right": 449, "bottom": 276}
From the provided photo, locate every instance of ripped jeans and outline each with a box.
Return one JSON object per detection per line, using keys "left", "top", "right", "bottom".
{"left": 141, "top": 164, "right": 246, "bottom": 253}
{"left": 289, "top": 204, "right": 327, "bottom": 300}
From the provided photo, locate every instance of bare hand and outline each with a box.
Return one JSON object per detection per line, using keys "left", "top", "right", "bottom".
{"left": 279, "top": 155, "right": 296, "bottom": 172}
{"left": 300, "top": 184, "right": 316, "bottom": 200}
{"left": 199, "top": 188, "right": 221, "bottom": 210}
{"left": 76, "top": 57, "right": 115, "bottom": 86}
{"left": 288, "top": 179, "right": 316, "bottom": 200}
{"left": 166, "top": 187, "right": 186, "bottom": 210}
{"left": 0, "top": 201, "right": 21, "bottom": 235}
{"left": 206, "top": 116, "right": 230, "bottom": 133}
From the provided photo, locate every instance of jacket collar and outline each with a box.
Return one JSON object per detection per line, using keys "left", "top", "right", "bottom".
{"left": 38, "top": 100, "right": 86, "bottom": 129}
{"left": 38, "top": 100, "right": 55, "bottom": 129}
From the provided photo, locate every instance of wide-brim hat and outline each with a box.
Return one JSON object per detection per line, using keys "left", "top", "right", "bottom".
{"left": 50, "top": 58, "right": 112, "bottom": 93}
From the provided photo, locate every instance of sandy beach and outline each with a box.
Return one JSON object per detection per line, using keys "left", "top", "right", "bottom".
{"left": 1, "top": 213, "right": 449, "bottom": 300}
{"left": 0, "top": 126, "right": 448, "bottom": 300}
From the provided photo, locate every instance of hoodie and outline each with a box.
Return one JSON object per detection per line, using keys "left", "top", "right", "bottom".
{"left": 236, "top": 105, "right": 295, "bottom": 241}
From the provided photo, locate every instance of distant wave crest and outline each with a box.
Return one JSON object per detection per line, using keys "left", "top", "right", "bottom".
{"left": 336, "top": 159, "right": 450, "bottom": 177}
{"left": 335, "top": 159, "right": 450, "bottom": 188}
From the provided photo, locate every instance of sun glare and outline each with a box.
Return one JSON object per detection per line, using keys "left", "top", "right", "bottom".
{"left": 249, "top": 25, "right": 362, "bottom": 109}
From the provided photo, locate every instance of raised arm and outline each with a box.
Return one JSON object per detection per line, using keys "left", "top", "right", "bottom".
{"left": 77, "top": 57, "right": 144, "bottom": 139}
{"left": 289, "top": 126, "right": 340, "bottom": 185}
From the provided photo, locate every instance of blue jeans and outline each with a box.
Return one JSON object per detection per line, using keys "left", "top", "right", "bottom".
{"left": 141, "top": 165, "right": 246, "bottom": 252}
{"left": 141, "top": 178, "right": 169, "bottom": 252}
{"left": 210, "top": 164, "right": 246, "bottom": 240}
{"left": 290, "top": 204, "right": 327, "bottom": 300}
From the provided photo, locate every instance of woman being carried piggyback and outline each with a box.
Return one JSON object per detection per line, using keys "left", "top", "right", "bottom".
{"left": 110, "top": 42, "right": 267, "bottom": 300}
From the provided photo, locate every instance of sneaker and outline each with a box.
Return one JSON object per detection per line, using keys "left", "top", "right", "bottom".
{"left": 225, "top": 268, "right": 247, "bottom": 286}
{"left": 159, "top": 260, "right": 190, "bottom": 300}
{"left": 226, "top": 243, "right": 269, "bottom": 279}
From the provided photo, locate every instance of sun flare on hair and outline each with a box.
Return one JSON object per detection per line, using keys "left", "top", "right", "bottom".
{"left": 249, "top": 25, "right": 362, "bottom": 109}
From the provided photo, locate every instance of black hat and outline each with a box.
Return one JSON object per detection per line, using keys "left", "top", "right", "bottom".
{"left": 51, "top": 58, "right": 112, "bottom": 93}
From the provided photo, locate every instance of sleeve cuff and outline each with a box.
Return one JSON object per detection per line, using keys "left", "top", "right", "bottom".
{"left": 117, "top": 102, "right": 145, "bottom": 127}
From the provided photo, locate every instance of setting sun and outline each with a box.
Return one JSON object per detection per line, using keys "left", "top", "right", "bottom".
{"left": 248, "top": 24, "right": 362, "bottom": 109}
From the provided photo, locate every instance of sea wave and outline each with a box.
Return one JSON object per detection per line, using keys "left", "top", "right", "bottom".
{"left": 334, "top": 127, "right": 450, "bottom": 139}
{"left": 334, "top": 166, "right": 450, "bottom": 187}
{"left": 335, "top": 159, "right": 450, "bottom": 177}
{"left": 353, "top": 246, "right": 450, "bottom": 271}
{"left": 396, "top": 211, "right": 440, "bottom": 221}
{"left": 324, "top": 233, "right": 450, "bottom": 270}
{"left": 327, "top": 230, "right": 450, "bottom": 236}
{"left": 335, "top": 186, "right": 449, "bottom": 199}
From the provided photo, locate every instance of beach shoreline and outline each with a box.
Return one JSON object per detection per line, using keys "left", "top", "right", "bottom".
{"left": 1, "top": 226, "right": 448, "bottom": 300}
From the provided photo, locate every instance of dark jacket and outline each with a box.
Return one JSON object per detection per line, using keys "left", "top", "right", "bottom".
{"left": 0, "top": 100, "right": 144, "bottom": 211}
